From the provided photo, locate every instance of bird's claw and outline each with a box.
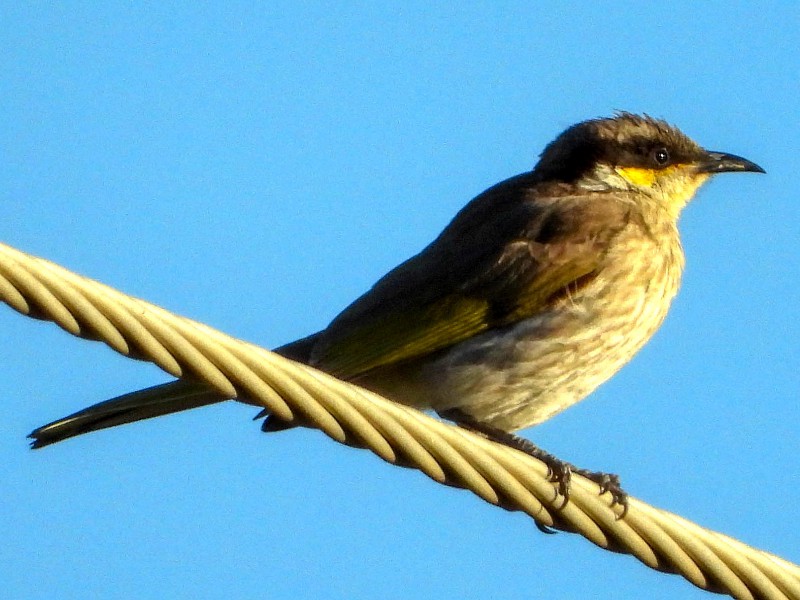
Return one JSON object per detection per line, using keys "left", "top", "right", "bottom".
{"left": 572, "top": 468, "right": 629, "bottom": 518}
{"left": 528, "top": 452, "right": 629, "bottom": 518}
{"left": 541, "top": 456, "right": 572, "bottom": 506}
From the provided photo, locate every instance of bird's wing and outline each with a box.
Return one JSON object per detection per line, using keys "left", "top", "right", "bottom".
{"left": 311, "top": 175, "right": 630, "bottom": 379}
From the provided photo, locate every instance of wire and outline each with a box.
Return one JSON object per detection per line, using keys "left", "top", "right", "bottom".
{"left": 2, "top": 241, "right": 799, "bottom": 600}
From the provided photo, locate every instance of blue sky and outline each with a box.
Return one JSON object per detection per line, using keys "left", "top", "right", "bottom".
{"left": 2, "top": 3, "right": 798, "bottom": 599}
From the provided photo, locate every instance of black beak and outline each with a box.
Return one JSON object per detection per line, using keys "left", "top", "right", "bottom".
{"left": 698, "top": 151, "right": 766, "bottom": 174}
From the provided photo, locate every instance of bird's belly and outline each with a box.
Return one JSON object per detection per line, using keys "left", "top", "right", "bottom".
{"left": 410, "top": 259, "right": 680, "bottom": 432}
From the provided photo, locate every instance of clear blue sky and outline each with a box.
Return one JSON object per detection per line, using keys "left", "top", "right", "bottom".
{"left": 2, "top": 3, "right": 798, "bottom": 599}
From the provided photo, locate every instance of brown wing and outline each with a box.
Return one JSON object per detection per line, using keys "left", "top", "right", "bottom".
{"left": 309, "top": 174, "right": 631, "bottom": 379}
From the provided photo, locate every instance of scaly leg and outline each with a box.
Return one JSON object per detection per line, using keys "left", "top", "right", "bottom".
{"left": 439, "top": 408, "right": 628, "bottom": 518}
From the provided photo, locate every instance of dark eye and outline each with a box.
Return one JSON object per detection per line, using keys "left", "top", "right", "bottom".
{"left": 652, "top": 147, "right": 670, "bottom": 166}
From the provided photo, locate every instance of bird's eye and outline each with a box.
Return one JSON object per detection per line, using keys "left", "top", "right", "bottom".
{"left": 652, "top": 147, "right": 670, "bottom": 166}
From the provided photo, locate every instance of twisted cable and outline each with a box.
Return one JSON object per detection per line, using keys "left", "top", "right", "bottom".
{"left": 2, "top": 241, "right": 798, "bottom": 600}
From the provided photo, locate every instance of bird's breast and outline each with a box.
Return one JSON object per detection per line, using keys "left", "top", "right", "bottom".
{"left": 405, "top": 224, "right": 685, "bottom": 432}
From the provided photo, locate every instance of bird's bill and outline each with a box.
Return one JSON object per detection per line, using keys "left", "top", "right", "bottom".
{"left": 698, "top": 151, "right": 766, "bottom": 174}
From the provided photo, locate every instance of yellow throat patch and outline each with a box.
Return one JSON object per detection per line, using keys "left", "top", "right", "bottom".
{"left": 615, "top": 166, "right": 659, "bottom": 187}
{"left": 615, "top": 164, "right": 710, "bottom": 218}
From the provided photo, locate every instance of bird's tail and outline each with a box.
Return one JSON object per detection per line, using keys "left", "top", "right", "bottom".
{"left": 28, "top": 380, "right": 227, "bottom": 448}
{"left": 28, "top": 333, "right": 321, "bottom": 448}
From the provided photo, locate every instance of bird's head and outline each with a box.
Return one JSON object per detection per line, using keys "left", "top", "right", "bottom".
{"left": 533, "top": 113, "right": 764, "bottom": 218}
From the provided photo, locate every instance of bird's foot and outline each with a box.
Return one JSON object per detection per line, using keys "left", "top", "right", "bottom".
{"left": 439, "top": 408, "right": 628, "bottom": 518}
{"left": 568, "top": 466, "right": 628, "bottom": 518}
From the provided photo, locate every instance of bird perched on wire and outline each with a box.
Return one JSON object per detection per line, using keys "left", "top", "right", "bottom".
{"left": 29, "top": 113, "right": 764, "bottom": 512}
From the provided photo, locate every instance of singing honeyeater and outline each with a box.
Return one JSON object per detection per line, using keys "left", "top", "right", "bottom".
{"left": 29, "top": 113, "right": 764, "bottom": 505}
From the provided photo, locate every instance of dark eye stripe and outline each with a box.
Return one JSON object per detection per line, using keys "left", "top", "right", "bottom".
{"left": 613, "top": 143, "right": 671, "bottom": 169}
{"left": 653, "top": 147, "right": 670, "bottom": 166}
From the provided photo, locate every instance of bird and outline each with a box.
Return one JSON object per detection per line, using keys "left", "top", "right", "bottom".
{"left": 28, "top": 113, "right": 764, "bottom": 511}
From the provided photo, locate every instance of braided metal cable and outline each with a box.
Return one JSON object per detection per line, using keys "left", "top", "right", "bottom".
{"left": 2, "top": 240, "right": 799, "bottom": 600}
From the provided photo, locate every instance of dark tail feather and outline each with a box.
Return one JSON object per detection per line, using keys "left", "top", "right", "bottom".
{"left": 28, "top": 380, "right": 226, "bottom": 448}
{"left": 274, "top": 332, "right": 318, "bottom": 363}
{"left": 28, "top": 332, "right": 322, "bottom": 448}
